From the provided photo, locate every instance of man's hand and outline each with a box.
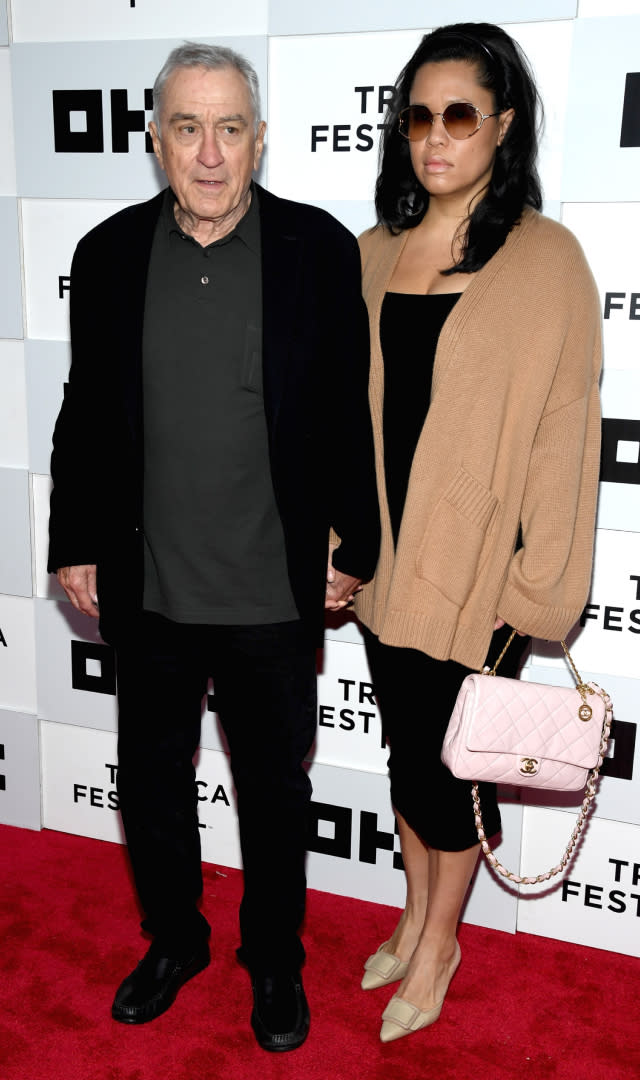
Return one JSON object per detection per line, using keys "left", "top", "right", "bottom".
{"left": 325, "top": 548, "right": 363, "bottom": 611}
{"left": 57, "top": 564, "right": 99, "bottom": 618}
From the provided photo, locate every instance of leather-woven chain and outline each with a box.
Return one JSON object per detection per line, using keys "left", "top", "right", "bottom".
{"left": 474, "top": 632, "right": 614, "bottom": 886}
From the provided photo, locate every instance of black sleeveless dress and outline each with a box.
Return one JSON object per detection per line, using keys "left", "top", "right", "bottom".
{"left": 363, "top": 292, "right": 529, "bottom": 850}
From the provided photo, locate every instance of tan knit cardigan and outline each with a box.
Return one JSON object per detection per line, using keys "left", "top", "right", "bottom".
{"left": 353, "top": 208, "right": 602, "bottom": 670}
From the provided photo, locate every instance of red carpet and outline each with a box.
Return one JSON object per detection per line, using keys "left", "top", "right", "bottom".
{"left": 1, "top": 825, "right": 637, "bottom": 1080}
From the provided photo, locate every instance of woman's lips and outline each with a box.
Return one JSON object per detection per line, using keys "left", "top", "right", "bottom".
{"left": 423, "top": 158, "right": 451, "bottom": 172}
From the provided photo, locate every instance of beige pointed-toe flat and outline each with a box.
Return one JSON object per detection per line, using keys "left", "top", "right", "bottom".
{"left": 361, "top": 941, "right": 409, "bottom": 991}
{"left": 379, "top": 942, "right": 461, "bottom": 1043}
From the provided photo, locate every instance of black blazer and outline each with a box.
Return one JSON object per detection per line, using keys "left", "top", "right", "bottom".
{"left": 48, "top": 184, "right": 380, "bottom": 645}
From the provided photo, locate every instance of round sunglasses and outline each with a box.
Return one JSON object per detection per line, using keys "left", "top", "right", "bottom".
{"left": 398, "top": 102, "right": 502, "bottom": 141}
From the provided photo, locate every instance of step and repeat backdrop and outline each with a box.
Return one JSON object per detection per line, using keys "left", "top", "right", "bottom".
{"left": 1, "top": 0, "right": 639, "bottom": 956}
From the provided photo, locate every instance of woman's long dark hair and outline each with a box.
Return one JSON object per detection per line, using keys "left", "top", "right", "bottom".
{"left": 375, "top": 22, "right": 543, "bottom": 273}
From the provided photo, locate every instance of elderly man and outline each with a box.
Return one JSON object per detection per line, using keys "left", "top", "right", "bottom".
{"left": 48, "top": 43, "right": 379, "bottom": 1052}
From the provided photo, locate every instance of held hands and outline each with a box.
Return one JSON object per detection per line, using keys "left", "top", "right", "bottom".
{"left": 57, "top": 564, "right": 99, "bottom": 618}
{"left": 325, "top": 546, "right": 363, "bottom": 611}
{"left": 493, "top": 616, "right": 526, "bottom": 636}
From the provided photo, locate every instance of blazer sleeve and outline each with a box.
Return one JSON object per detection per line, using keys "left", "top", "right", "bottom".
{"left": 322, "top": 225, "right": 380, "bottom": 582}
{"left": 48, "top": 233, "right": 113, "bottom": 572}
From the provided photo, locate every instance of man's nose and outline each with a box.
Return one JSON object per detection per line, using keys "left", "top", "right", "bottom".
{"left": 198, "top": 127, "right": 224, "bottom": 167}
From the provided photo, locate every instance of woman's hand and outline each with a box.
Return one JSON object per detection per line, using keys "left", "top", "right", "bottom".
{"left": 494, "top": 616, "right": 526, "bottom": 636}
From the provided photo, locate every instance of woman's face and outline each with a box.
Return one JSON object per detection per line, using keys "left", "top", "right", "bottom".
{"left": 407, "top": 60, "right": 513, "bottom": 208}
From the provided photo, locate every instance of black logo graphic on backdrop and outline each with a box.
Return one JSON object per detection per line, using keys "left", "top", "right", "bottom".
{"left": 53, "top": 89, "right": 153, "bottom": 153}
{"left": 581, "top": 573, "right": 640, "bottom": 637}
{"left": 71, "top": 640, "right": 116, "bottom": 695}
{"left": 311, "top": 85, "right": 394, "bottom": 152}
{"left": 603, "top": 292, "right": 640, "bottom": 320}
{"left": 73, "top": 762, "right": 119, "bottom": 810}
{"left": 620, "top": 73, "right": 640, "bottom": 148}
{"left": 563, "top": 858, "right": 640, "bottom": 916}
{"left": 600, "top": 419, "right": 640, "bottom": 485}
{"left": 196, "top": 779, "right": 231, "bottom": 829}
{"left": 0, "top": 626, "right": 6, "bottom": 647}
{"left": 308, "top": 802, "right": 404, "bottom": 870}
{"left": 601, "top": 719, "right": 636, "bottom": 782}
{"left": 319, "top": 676, "right": 383, "bottom": 745}
{"left": 0, "top": 744, "right": 5, "bottom": 793}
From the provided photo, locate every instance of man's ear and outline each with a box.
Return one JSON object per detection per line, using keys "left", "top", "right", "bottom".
{"left": 149, "top": 121, "right": 165, "bottom": 170}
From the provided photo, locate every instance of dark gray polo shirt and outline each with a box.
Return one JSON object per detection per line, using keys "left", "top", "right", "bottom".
{"left": 141, "top": 186, "right": 298, "bottom": 624}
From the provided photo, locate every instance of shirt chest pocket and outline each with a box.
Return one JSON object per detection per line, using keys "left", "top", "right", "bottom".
{"left": 241, "top": 323, "right": 263, "bottom": 394}
{"left": 415, "top": 467, "right": 499, "bottom": 608}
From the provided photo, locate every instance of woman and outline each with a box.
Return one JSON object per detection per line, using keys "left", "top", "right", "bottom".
{"left": 353, "top": 23, "right": 601, "bottom": 1043}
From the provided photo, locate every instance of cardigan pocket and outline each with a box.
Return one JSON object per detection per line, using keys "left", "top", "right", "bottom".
{"left": 416, "top": 467, "right": 498, "bottom": 607}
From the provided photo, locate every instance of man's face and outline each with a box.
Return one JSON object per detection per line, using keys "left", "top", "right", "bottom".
{"left": 149, "top": 64, "right": 265, "bottom": 237}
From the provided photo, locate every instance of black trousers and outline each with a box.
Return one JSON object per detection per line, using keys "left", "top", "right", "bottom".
{"left": 115, "top": 612, "right": 317, "bottom": 974}
{"left": 363, "top": 624, "right": 530, "bottom": 851}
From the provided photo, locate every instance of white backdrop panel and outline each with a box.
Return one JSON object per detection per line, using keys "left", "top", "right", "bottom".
{"left": 0, "top": 197, "right": 23, "bottom": 338}
{"left": 522, "top": 666, "right": 639, "bottom": 826}
{"left": 0, "top": 468, "right": 31, "bottom": 597}
{"left": 561, "top": 202, "right": 640, "bottom": 373}
{"left": 267, "top": 22, "right": 571, "bottom": 208}
{"left": 0, "top": 1, "right": 6, "bottom": 47}
{"left": 31, "top": 474, "right": 66, "bottom": 602}
{"left": 306, "top": 760, "right": 522, "bottom": 931}
{"left": 40, "top": 720, "right": 238, "bottom": 872}
{"left": 21, "top": 199, "right": 135, "bottom": 341}
{"left": 0, "top": 708, "right": 40, "bottom": 830}
{"left": 35, "top": 597, "right": 118, "bottom": 731}
{"left": 269, "top": 0, "right": 577, "bottom": 35}
{"left": 562, "top": 16, "right": 640, "bottom": 200}
{"left": 195, "top": 748, "right": 242, "bottom": 869}
{"left": 0, "top": 594, "right": 36, "bottom": 713}
{"left": 41, "top": 721, "right": 123, "bottom": 842}
{"left": 25, "top": 340, "right": 70, "bottom": 474}
{"left": 532, "top": 528, "right": 640, "bottom": 679}
{"left": 0, "top": 341, "right": 28, "bottom": 469}
{"left": 11, "top": 37, "right": 268, "bottom": 199}
{"left": 508, "top": 21, "right": 573, "bottom": 204}
{"left": 268, "top": 30, "right": 423, "bottom": 203}
{"left": 11, "top": 1, "right": 268, "bottom": 42}
{"left": 325, "top": 611, "right": 366, "bottom": 647}
{"left": 41, "top": 719, "right": 522, "bottom": 922}
{"left": 517, "top": 807, "right": 640, "bottom": 956}
{"left": 597, "top": 369, "right": 640, "bottom": 532}
{"left": 314, "top": 637, "right": 385, "bottom": 773}
{"left": 0, "top": 48, "right": 16, "bottom": 193}
{"left": 579, "top": 0, "right": 640, "bottom": 14}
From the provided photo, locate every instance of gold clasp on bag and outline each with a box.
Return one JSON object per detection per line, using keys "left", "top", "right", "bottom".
{"left": 519, "top": 757, "right": 539, "bottom": 776}
{"left": 559, "top": 640, "right": 595, "bottom": 722}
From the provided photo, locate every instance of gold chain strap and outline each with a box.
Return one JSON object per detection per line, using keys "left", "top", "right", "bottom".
{"left": 472, "top": 685, "right": 613, "bottom": 885}
{"left": 489, "top": 631, "right": 596, "bottom": 719}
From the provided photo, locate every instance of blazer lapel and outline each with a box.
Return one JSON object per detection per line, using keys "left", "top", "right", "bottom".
{"left": 118, "top": 190, "right": 165, "bottom": 449}
{"left": 256, "top": 184, "right": 303, "bottom": 436}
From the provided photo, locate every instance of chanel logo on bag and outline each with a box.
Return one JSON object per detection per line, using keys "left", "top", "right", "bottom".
{"left": 519, "top": 757, "right": 539, "bottom": 776}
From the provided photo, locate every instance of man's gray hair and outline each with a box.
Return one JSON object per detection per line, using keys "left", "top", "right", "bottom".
{"left": 153, "top": 41, "right": 262, "bottom": 134}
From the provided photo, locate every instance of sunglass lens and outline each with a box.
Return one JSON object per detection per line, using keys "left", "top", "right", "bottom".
{"left": 400, "top": 105, "right": 432, "bottom": 140}
{"left": 442, "top": 102, "right": 479, "bottom": 138}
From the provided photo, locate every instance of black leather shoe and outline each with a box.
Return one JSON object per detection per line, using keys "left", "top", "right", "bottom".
{"left": 112, "top": 941, "right": 210, "bottom": 1024}
{"left": 250, "top": 972, "right": 310, "bottom": 1052}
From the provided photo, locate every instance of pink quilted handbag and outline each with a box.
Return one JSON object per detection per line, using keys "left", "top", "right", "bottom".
{"left": 442, "top": 632, "right": 613, "bottom": 884}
